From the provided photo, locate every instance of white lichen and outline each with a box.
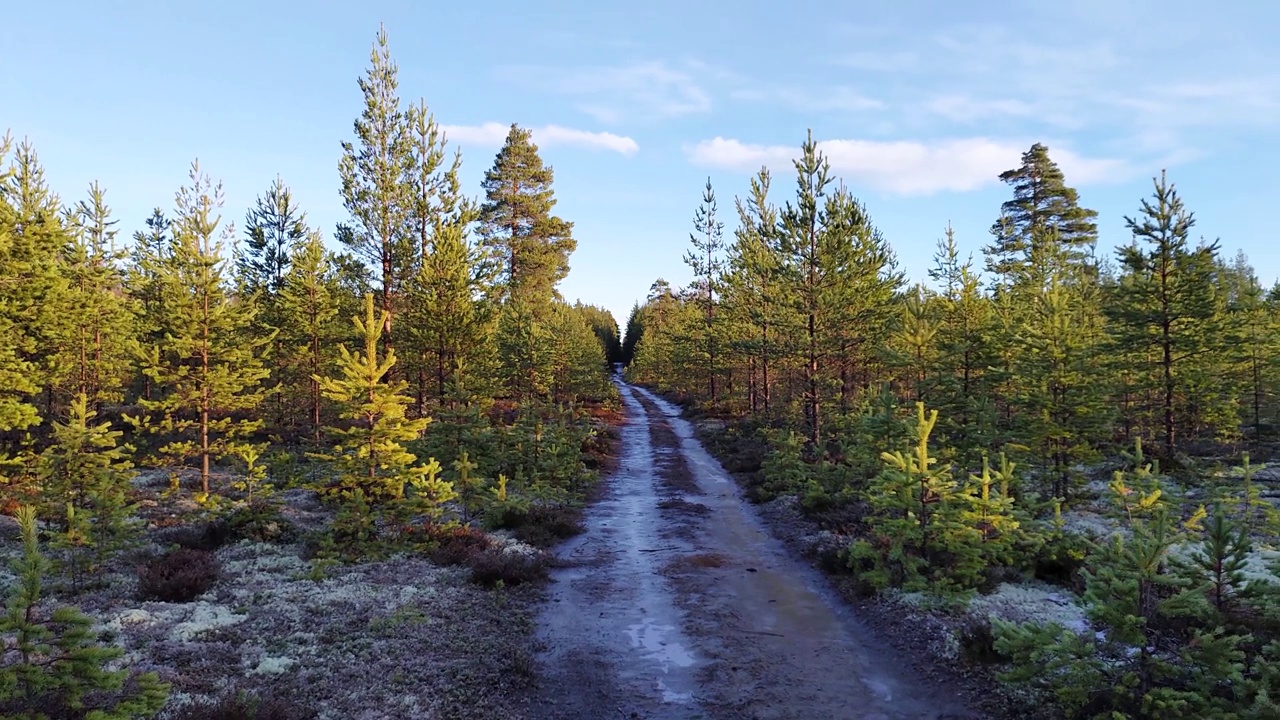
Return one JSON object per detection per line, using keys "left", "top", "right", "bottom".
{"left": 248, "top": 655, "right": 297, "bottom": 675}
{"left": 169, "top": 602, "right": 248, "bottom": 642}
{"left": 966, "top": 581, "right": 1089, "bottom": 633}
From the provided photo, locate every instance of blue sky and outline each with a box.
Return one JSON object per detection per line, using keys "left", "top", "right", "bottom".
{"left": 5, "top": 0, "right": 1278, "bottom": 327}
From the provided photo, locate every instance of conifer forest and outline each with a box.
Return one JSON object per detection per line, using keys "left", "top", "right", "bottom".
{"left": 5, "top": 23, "right": 1280, "bottom": 720}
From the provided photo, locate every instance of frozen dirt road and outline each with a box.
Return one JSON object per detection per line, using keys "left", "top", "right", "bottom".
{"left": 526, "top": 379, "right": 978, "bottom": 720}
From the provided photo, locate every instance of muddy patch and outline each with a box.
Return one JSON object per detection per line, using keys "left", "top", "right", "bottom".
{"left": 657, "top": 497, "right": 712, "bottom": 516}
{"left": 636, "top": 393, "right": 704, "bottom": 498}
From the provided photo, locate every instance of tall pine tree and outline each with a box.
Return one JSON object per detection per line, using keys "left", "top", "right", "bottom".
{"left": 684, "top": 177, "right": 725, "bottom": 406}
{"left": 337, "top": 24, "right": 415, "bottom": 354}
{"left": 1108, "top": 170, "right": 1224, "bottom": 456}
{"left": 128, "top": 162, "right": 271, "bottom": 493}
{"left": 478, "top": 124, "right": 575, "bottom": 309}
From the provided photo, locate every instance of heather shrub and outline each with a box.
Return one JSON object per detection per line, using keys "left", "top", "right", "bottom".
{"left": 138, "top": 547, "right": 220, "bottom": 602}
{"left": 420, "top": 524, "right": 494, "bottom": 567}
{"left": 177, "top": 690, "right": 315, "bottom": 720}
{"left": 467, "top": 548, "right": 548, "bottom": 587}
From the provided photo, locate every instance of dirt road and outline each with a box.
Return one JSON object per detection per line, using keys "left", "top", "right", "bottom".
{"left": 526, "top": 380, "right": 977, "bottom": 720}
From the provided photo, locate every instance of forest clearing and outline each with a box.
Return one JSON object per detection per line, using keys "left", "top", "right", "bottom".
{"left": 4, "top": 16, "right": 1280, "bottom": 720}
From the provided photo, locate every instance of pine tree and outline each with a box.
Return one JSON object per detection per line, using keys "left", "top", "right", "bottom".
{"left": 338, "top": 24, "right": 415, "bottom": 353}
{"left": 61, "top": 183, "right": 136, "bottom": 410}
{"left": 37, "top": 394, "right": 139, "bottom": 586}
{"left": 478, "top": 124, "right": 575, "bottom": 309}
{"left": 1173, "top": 503, "right": 1257, "bottom": 619}
{"left": 0, "top": 133, "right": 40, "bottom": 432}
{"left": 1108, "top": 170, "right": 1223, "bottom": 456}
{"left": 889, "top": 284, "right": 939, "bottom": 404}
{"left": 0, "top": 506, "right": 169, "bottom": 718}
{"left": 496, "top": 299, "right": 555, "bottom": 402}
{"left": 125, "top": 208, "right": 172, "bottom": 402}
{"left": 400, "top": 106, "right": 493, "bottom": 412}
{"left": 986, "top": 142, "right": 1099, "bottom": 286}
{"left": 128, "top": 162, "right": 272, "bottom": 494}
{"left": 776, "top": 131, "right": 901, "bottom": 450}
{"left": 684, "top": 177, "right": 725, "bottom": 406}
{"left": 1222, "top": 252, "right": 1280, "bottom": 434}
{"left": 548, "top": 302, "right": 612, "bottom": 404}
{"left": 848, "top": 402, "right": 994, "bottom": 591}
{"left": 723, "top": 168, "right": 784, "bottom": 416}
{"left": 1015, "top": 278, "right": 1111, "bottom": 501}
{"left": 927, "top": 226, "right": 1000, "bottom": 460}
{"left": 277, "top": 231, "right": 347, "bottom": 443}
{"left": 0, "top": 137, "right": 76, "bottom": 421}
{"left": 311, "top": 293, "right": 442, "bottom": 507}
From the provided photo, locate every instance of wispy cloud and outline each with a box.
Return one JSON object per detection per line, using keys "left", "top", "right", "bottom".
{"left": 687, "top": 136, "right": 1129, "bottom": 195}
{"left": 496, "top": 61, "right": 711, "bottom": 124}
{"left": 730, "top": 86, "right": 884, "bottom": 113}
{"left": 826, "top": 19, "right": 1280, "bottom": 161}
{"left": 441, "top": 123, "right": 639, "bottom": 156}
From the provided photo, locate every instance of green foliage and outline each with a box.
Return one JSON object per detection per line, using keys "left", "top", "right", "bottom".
{"left": 337, "top": 24, "right": 415, "bottom": 351}
{"left": 0, "top": 506, "right": 169, "bottom": 718}
{"left": 311, "top": 293, "right": 450, "bottom": 512}
{"left": 37, "top": 394, "right": 139, "bottom": 588}
{"left": 1107, "top": 170, "right": 1230, "bottom": 456}
{"left": 850, "top": 403, "right": 1025, "bottom": 593}
{"left": 994, "top": 482, "right": 1277, "bottom": 718}
{"left": 478, "top": 124, "right": 575, "bottom": 308}
{"left": 126, "top": 162, "right": 271, "bottom": 494}
{"left": 277, "top": 230, "right": 349, "bottom": 443}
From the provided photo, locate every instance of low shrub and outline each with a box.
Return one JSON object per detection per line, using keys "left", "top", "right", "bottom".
{"left": 178, "top": 690, "right": 315, "bottom": 720}
{"left": 222, "top": 499, "right": 293, "bottom": 544}
{"left": 138, "top": 547, "right": 220, "bottom": 602}
{"left": 158, "top": 521, "right": 234, "bottom": 552}
{"left": 467, "top": 548, "right": 548, "bottom": 587}
{"left": 419, "top": 523, "right": 494, "bottom": 567}
{"left": 488, "top": 503, "right": 584, "bottom": 548}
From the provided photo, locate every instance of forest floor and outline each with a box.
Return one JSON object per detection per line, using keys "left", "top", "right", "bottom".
{"left": 522, "top": 380, "right": 976, "bottom": 720}
{"left": 0, "top": 470, "right": 552, "bottom": 720}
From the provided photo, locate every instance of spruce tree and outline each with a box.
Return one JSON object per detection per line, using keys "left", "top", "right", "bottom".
{"left": 238, "top": 177, "right": 313, "bottom": 434}
{"left": 684, "top": 177, "right": 725, "bottom": 406}
{"left": 238, "top": 175, "right": 307, "bottom": 297}
{"left": 338, "top": 24, "right": 415, "bottom": 353}
{"left": 1108, "top": 170, "right": 1223, "bottom": 456}
{"left": 478, "top": 124, "right": 575, "bottom": 309}
{"left": 128, "top": 162, "right": 271, "bottom": 494}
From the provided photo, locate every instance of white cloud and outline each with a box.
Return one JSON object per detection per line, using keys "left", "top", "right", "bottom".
{"left": 497, "top": 61, "right": 711, "bottom": 123}
{"left": 440, "top": 123, "right": 639, "bottom": 156}
{"left": 687, "top": 136, "right": 1129, "bottom": 195}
